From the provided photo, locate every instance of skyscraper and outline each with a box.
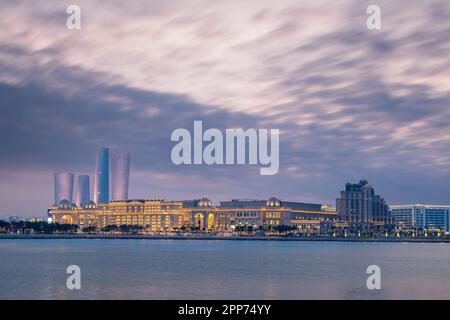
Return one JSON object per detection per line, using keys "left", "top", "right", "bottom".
{"left": 54, "top": 171, "right": 74, "bottom": 204}
{"left": 111, "top": 152, "right": 130, "bottom": 201}
{"left": 93, "top": 147, "right": 109, "bottom": 204}
{"left": 75, "top": 175, "right": 90, "bottom": 207}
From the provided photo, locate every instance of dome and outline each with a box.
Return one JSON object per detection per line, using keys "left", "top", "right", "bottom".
{"left": 58, "top": 199, "right": 77, "bottom": 210}
{"left": 198, "top": 197, "right": 212, "bottom": 207}
{"left": 84, "top": 200, "right": 97, "bottom": 209}
{"left": 266, "top": 197, "right": 281, "bottom": 207}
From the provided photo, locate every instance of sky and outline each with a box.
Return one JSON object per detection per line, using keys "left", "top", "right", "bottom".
{"left": 0, "top": 0, "right": 449, "bottom": 217}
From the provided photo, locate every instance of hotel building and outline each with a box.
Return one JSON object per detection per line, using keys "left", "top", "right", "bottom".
{"left": 48, "top": 196, "right": 339, "bottom": 233}
{"left": 336, "top": 180, "right": 392, "bottom": 231}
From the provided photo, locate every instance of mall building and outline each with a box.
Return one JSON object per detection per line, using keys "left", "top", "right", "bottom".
{"left": 48, "top": 196, "right": 339, "bottom": 233}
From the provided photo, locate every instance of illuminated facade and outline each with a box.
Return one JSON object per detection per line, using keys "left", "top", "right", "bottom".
{"left": 49, "top": 196, "right": 338, "bottom": 233}
{"left": 49, "top": 148, "right": 340, "bottom": 233}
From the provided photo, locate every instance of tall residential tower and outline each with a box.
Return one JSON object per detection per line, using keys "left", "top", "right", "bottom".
{"left": 54, "top": 171, "right": 74, "bottom": 204}
{"left": 93, "top": 147, "right": 109, "bottom": 204}
{"left": 75, "top": 175, "right": 90, "bottom": 207}
{"left": 111, "top": 152, "right": 131, "bottom": 201}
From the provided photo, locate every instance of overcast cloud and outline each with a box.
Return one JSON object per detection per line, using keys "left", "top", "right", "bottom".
{"left": 0, "top": 0, "right": 449, "bottom": 217}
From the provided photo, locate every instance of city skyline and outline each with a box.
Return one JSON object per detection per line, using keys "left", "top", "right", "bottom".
{"left": 1, "top": 0, "right": 450, "bottom": 217}
{"left": 11, "top": 147, "right": 450, "bottom": 221}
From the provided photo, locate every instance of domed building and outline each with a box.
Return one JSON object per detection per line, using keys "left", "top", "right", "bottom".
{"left": 197, "top": 197, "right": 212, "bottom": 207}
{"left": 48, "top": 192, "right": 338, "bottom": 234}
{"left": 54, "top": 199, "right": 77, "bottom": 225}
{"left": 84, "top": 200, "right": 97, "bottom": 210}
{"left": 58, "top": 199, "right": 77, "bottom": 210}
{"left": 266, "top": 197, "right": 281, "bottom": 207}
{"left": 191, "top": 196, "right": 216, "bottom": 230}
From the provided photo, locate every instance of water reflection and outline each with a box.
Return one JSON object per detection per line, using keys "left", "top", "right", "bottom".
{"left": 0, "top": 240, "right": 449, "bottom": 299}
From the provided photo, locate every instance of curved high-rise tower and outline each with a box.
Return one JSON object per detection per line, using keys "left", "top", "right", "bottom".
{"left": 75, "top": 175, "right": 90, "bottom": 207}
{"left": 111, "top": 152, "right": 130, "bottom": 201}
{"left": 54, "top": 171, "right": 74, "bottom": 204}
{"left": 93, "top": 147, "right": 109, "bottom": 204}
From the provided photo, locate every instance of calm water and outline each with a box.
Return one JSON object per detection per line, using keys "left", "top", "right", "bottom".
{"left": 1, "top": 239, "right": 450, "bottom": 299}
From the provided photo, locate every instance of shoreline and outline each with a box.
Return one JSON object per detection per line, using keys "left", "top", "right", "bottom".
{"left": 1, "top": 234, "right": 450, "bottom": 243}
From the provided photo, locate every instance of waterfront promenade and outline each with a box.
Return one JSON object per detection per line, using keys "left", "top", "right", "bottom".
{"left": 1, "top": 233, "right": 450, "bottom": 243}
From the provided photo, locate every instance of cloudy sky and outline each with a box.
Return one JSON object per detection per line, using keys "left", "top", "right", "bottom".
{"left": 0, "top": 0, "right": 449, "bottom": 217}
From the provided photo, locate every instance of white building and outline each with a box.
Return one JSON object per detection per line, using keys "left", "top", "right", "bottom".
{"left": 390, "top": 205, "right": 450, "bottom": 232}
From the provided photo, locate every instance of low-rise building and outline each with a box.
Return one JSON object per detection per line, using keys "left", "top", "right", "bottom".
{"left": 390, "top": 204, "right": 450, "bottom": 233}
{"left": 49, "top": 196, "right": 338, "bottom": 233}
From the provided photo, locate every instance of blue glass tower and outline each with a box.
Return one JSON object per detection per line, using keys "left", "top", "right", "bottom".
{"left": 93, "top": 147, "right": 109, "bottom": 204}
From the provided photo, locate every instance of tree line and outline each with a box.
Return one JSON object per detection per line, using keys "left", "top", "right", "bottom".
{"left": 0, "top": 220, "right": 79, "bottom": 234}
